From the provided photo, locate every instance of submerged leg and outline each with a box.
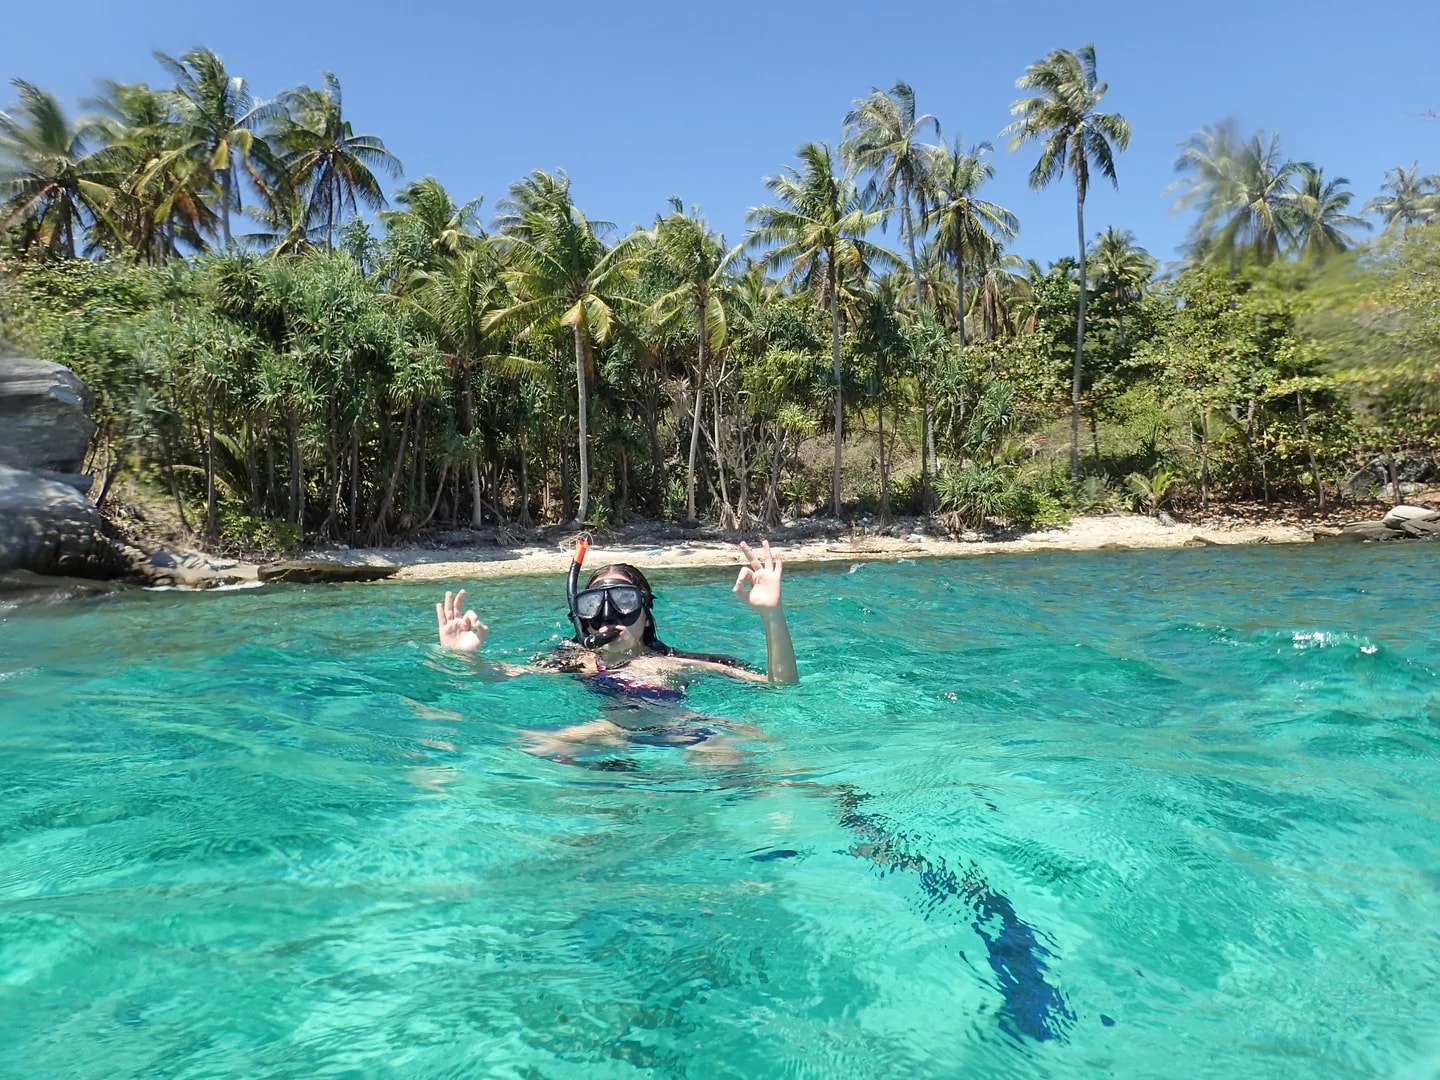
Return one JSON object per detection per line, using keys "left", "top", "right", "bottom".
{"left": 831, "top": 785, "right": 1075, "bottom": 1042}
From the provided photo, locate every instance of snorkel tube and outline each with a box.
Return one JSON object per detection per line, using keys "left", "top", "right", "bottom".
{"left": 567, "top": 537, "right": 621, "bottom": 649}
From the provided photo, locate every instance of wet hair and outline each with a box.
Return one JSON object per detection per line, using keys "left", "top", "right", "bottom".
{"left": 580, "top": 563, "right": 750, "bottom": 670}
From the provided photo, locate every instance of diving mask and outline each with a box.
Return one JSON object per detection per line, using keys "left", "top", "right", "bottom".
{"left": 572, "top": 583, "right": 645, "bottom": 624}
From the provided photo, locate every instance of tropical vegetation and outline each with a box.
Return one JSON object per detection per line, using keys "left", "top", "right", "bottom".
{"left": 1, "top": 46, "right": 1436, "bottom": 555}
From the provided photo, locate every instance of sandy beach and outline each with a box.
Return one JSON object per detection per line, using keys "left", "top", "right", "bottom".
{"left": 310, "top": 512, "right": 1317, "bottom": 584}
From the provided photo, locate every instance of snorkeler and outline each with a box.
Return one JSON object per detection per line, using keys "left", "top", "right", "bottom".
{"left": 437, "top": 539, "right": 797, "bottom": 685}
{"left": 433, "top": 540, "right": 1073, "bottom": 1040}
{"left": 435, "top": 539, "right": 796, "bottom": 760}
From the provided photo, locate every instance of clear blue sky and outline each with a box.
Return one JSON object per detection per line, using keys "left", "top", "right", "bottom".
{"left": 3, "top": 0, "right": 1437, "bottom": 267}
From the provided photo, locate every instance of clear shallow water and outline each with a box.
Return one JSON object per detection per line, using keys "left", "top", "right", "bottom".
{"left": 3, "top": 544, "right": 1440, "bottom": 1079}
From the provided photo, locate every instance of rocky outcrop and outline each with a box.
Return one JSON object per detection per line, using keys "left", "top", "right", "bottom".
{"left": 1344, "top": 453, "right": 1438, "bottom": 498}
{"left": 0, "top": 357, "right": 119, "bottom": 579}
{"left": 257, "top": 560, "right": 400, "bottom": 584}
{"left": 0, "top": 358, "right": 95, "bottom": 473}
{"left": 1313, "top": 505, "right": 1440, "bottom": 544}
{"left": 0, "top": 464, "right": 118, "bottom": 575}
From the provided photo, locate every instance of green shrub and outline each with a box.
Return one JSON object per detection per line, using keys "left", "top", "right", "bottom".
{"left": 888, "top": 471, "right": 924, "bottom": 515}
{"left": 1073, "top": 473, "right": 1123, "bottom": 513}
{"left": 1124, "top": 467, "right": 1178, "bottom": 516}
{"left": 583, "top": 503, "right": 614, "bottom": 529}
{"left": 661, "top": 476, "right": 687, "bottom": 519}
{"left": 936, "top": 463, "right": 1026, "bottom": 528}
{"left": 217, "top": 508, "right": 303, "bottom": 559}
{"left": 1017, "top": 490, "right": 1072, "bottom": 530}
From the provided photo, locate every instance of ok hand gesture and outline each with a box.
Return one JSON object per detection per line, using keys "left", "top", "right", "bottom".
{"left": 734, "top": 540, "right": 784, "bottom": 615}
{"left": 436, "top": 589, "right": 487, "bottom": 652}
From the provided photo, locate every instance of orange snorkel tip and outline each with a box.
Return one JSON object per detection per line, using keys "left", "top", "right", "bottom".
{"left": 574, "top": 537, "right": 589, "bottom": 566}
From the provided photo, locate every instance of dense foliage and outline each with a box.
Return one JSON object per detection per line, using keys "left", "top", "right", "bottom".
{"left": 2, "top": 47, "right": 1437, "bottom": 550}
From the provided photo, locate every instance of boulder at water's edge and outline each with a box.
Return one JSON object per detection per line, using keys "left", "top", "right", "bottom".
{"left": 0, "top": 357, "right": 118, "bottom": 578}
{"left": 0, "top": 357, "right": 95, "bottom": 472}
{"left": 0, "top": 464, "right": 115, "bottom": 576}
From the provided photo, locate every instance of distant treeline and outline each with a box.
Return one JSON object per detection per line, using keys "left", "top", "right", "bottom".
{"left": 1, "top": 47, "right": 1437, "bottom": 551}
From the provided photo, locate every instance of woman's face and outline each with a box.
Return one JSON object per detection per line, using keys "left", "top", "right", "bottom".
{"left": 596, "top": 610, "right": 649, "bottom": 659}
{"left": 583, "top": 570, "right": 650, "bottom": 659}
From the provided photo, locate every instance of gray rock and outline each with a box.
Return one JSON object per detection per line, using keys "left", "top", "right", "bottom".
{"left": 257, "top": 560, "right": 400, "bottom": 584}
{"left": 0, "top": 357, "right": 96, "bottom": 472}
{"left": 1344, "top": 453, "right": 1438, "bottom": 497}
{"left": 1381, "top": 505, "right": 1440, "bottom": 529}
{"left": 1314, "top": 521, "right": 1408, "bottom": 544}
{"left": 0, "top": 464, "right": 115, "bottom": 575}
{"left": 0, "top": 569, "right": 128, "bottom": 605}
{"left": 1397, "top": 517, "right": 1440, "bottom": 538}
{"left": 31, "top": 469, "right": 93, "bottom": 492}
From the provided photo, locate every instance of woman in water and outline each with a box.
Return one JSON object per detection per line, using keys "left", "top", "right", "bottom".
{"left": 435, "top": 541, "right": 1071, "bottom": 1036}
{"left": 437, "top": 539, "right": 797, "bottom": 683}
{"left": 436, "top": 539, "right": 798, "bottom": 758}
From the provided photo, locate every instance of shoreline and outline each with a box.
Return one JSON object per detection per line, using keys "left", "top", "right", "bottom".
{"left": 308, "top": 512, "right": 1317, "bottom": 584}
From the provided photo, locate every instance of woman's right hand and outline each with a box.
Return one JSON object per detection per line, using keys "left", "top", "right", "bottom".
{"left": 436, "top": 589, "right": 488, "bottom": 652}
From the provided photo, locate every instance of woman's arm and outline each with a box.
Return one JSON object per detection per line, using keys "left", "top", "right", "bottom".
{"left": 733, "top": 540, "right": 800, "bottom": 685}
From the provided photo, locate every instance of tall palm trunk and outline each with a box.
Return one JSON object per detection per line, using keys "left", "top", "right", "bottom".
{"left": 902, "top": 197, "right": 923, "bottom": 303}
{"left": 828, "top": 253, "right": 843, "bottom": 518}
{"left": 517, "top": 430, "right": 533, "bottom": 528}
{"left": 955, "top": 247, "right": 968, "bottom": 346}
{"left": 462, "top": 364, "right": 483, "bottom": 528}
{"left": 903, "top": 194, "right": 935, "bottom": 513}
{"left": 290, "top": 415, "right": 305, "bottom": 530}
{"left": 1295, "top": 390, "right": 1324, "bottom": 509}
{"left": 572, "top": 323, "right": 591, "bottom": 524}
{"left": 1071, "top": 184, "right": 1088, "bottom": 482}
{"left": 221, "top": 166, "right": 232, "bottom": 249}
{"left": 374, "top": 405, "right": 411, "bottom": 542}
{"left": 685, "top": 304, "right": 709, "bottom": 524}
{"left": 878, "top": 399, "right": 891, "bottom": 522}
{"left": 713, "top": 389, "right": 735, "bottom": 530}
{"left": 346, "top": 429, "right": 361, "bottom": 544}
{"left": 205, "top": 393, "right": 217, "bottom": 539}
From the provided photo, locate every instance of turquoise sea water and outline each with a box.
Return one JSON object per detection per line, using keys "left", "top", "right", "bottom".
{"left": 3, "top": 544, "right": 1440, "bottom": 1079}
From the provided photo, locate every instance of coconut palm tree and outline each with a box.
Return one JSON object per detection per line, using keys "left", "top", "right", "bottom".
{"left": 746, "top": 142, "right": 896, "bottom": 516}
{"left": 412, "top": 242, "right": 510, "bottom": 527}
{"left": 1291, "top": 166, "right": 1369, "bottom": 262}
{"left": 841, "top": 82, "right": 938, "bottom": 303}
{"left": 1364, "top": 163, "right": 1440, "bottom": 229}
{"left": 1174, "top": 123, "right": 1304, "bottom": 266}
{"left": 922, "top": 139, "right": 1017, "bottom": 345}
{"left": 0, "top": 79, "right": 117, "bottom": 257}
{"left": 971, "top": 251, "right": 1035, "bottom": 341}
{"left": 88, "top": 80, "right": 220, "bottom": 263}
{"left": 647, "top": 205, "right": 743, "bottom": 523}
{"left": 486, "top": 169, "right": 642, "bottom": 524}
{"left": 1004, "top": 44, "right": 1131, "bottom": 480}
{"left": 154, "top": 48, "right": 278, "bottom": 249}
{"left": 382, "top": 176, "right": 483, "bottom": 269}
{"left": 247, "top": 182, "right": 316, "bottom": 256}
{"left": 274, "top": 71, "right": 401, "bottom": 250}
{"left": 1088, "top": 226, "right": 1155, "bottom": 343}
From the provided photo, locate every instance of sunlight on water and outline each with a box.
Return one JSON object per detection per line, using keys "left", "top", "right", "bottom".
{"left": 2, "top": 543, "right": 1439, "bottom": 1078}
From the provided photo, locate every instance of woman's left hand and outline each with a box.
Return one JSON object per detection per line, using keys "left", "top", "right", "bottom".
{"left": 734, "top": 540, "right": 784, "bottom": 614}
